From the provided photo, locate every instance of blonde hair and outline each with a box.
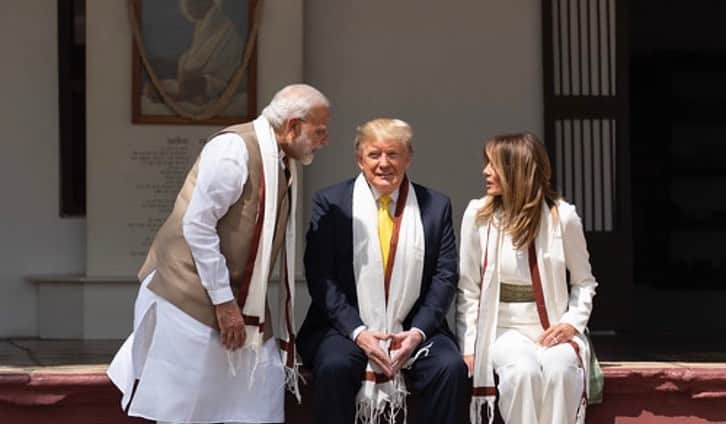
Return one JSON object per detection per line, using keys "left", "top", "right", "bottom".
{"left": 477, "top": 132, "right": 559, "bottom": 249}
{"left": 354, "top": 118, "right": 414, "bottom": 155}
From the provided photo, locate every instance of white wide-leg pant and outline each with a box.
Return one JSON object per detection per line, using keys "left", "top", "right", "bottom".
{"left": 156, "top": 421, "right": 282, "bottom": 424}
{"left": 158, "top": 421, "right": 282, "bottom": 424}
{"left": 492, "top": 326, "right": 584, "bottom": 424}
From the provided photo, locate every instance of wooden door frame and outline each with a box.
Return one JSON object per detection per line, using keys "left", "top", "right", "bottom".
{"left": 541, "top": 0, "right": 633, "bottom": 332}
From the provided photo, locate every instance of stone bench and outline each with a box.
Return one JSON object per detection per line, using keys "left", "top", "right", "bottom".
{"left": 2, "top": 362, "right": 726, "bottom": 423}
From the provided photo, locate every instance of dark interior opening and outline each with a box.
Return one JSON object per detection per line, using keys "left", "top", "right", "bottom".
{"left": 628, "top": 1, "right": 726, "bottom": 342}
{"left": 58, "top": 0, "right": 86, "bottom": 216}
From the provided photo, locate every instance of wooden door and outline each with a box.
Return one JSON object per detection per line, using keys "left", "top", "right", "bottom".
{"left": 541, "top": 0, "right": 631, "bottom": 331}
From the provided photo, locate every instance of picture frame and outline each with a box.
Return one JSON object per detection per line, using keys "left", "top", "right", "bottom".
{"left": 130, "top": 0, "right": 257, "bottom": 125}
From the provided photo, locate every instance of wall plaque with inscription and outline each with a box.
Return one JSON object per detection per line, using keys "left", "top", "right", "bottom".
{"left": 126, "top": 136, "right": 206, "bottom": 258}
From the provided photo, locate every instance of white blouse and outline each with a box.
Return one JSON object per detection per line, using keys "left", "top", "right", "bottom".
{"left": 498, "top": 232, "right": 540, "bottom": 327}
{"left": 499, "top": 232, "right": 531, "bottom": 285}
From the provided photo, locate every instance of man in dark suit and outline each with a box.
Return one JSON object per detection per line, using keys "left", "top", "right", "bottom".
{"left": 297, "top": 118, "right": 468, "bottom": 423}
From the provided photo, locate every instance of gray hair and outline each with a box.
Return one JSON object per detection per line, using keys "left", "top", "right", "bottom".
{"left": 261, "top": 84, "right": 330, "bottom": 130}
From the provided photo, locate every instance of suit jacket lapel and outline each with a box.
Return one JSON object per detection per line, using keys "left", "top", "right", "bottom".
{"left": 412, "top": 184, "right": 432, "bottom": 270}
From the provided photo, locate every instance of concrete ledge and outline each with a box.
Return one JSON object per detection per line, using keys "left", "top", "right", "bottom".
{"left": 26, "top": 274, "right": 139, "bottom": 284}
{"left": 27, "top": 274, "right": 139, "bottom": 339}
{"left": 25, "top": 274, "right": 313, "bottom": 340}
{"left": 2, "top": 362, "right": 726, "bottom": 423}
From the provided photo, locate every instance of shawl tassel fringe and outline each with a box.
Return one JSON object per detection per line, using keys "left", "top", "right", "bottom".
{"left": 469, "top": 396, "right": 495, "bottom": 424}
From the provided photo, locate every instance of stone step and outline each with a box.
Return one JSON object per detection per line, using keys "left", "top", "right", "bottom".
{"left": 2, "top": 362, "right": 726, "bottom": 423}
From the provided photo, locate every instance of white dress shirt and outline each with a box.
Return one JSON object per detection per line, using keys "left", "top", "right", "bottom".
{"left": 181, "top": 132, "right": 287, "bottom": 305}
{"left": 499, "top": 232, "right": 532, "bottom": 285}
{"left": 181, "top": 133, "right": 248, "bottom": 305}
{"left": 498, "top": 232, "right": 540, "bottom": 327}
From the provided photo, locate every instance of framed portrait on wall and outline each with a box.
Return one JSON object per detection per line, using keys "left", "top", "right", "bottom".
{"left": 130, "top": 0, "right": 258, "bottom": 125}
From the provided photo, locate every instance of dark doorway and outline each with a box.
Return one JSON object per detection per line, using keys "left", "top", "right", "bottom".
{"left": 630, "top": 1, "right": 726, "bottom": 337}
{"left": 541, "top": 0, "right": 632, "bottom": 333}
{"left": 542, "top": 0, "right": 726, "bottom": 360}
{"left": 58, "top": 0, "right": 86, "bottom": 216}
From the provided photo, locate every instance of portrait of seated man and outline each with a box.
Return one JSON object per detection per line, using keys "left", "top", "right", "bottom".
{"left": 141, "top": 0, "right": 248, "bottom": 116}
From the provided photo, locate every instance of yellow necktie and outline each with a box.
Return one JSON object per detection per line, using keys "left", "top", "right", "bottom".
{"left": 378, "top": 195, "right": 394, "bottom": 271}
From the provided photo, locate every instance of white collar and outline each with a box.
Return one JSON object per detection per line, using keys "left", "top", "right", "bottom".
{"left": 369, "top": 184, "right": 400, "bottom": 204}
{"left": 278, "top": 147, "right": 287, "bottom": 169}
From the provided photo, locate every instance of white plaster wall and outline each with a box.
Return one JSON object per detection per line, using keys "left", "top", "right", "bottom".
{"left": 0, "top": 0, "right": 543, "bottom": 338}
{"left": 86, "top": 0, "right": 304, "bottom": 277}
{"left": 0, "top": 0, "right": 86, "bottom": 337}
{"left": 83, "top": 0, "right": 303, "bottom": 337}
{"left": 299, "top": 1, "right": 543, "bottom": 328}
{"left": 303, "top": 0, "right": 544, "bottom": 233}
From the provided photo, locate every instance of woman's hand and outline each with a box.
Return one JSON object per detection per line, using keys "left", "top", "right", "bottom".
{"left": 463, "top": 354, "right": 474, "bottom": 377}
{"left": 537, "top": 323, "right": 577, "bottom": 347}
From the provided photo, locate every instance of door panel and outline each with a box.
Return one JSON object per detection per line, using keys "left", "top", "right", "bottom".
{"left": 542, "top": 0, "right": 631, "bottom": 331}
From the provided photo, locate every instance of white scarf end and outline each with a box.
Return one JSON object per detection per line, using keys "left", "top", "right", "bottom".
{"left": 469, "top": 396, "right": 495, "bottom": 424}
{"left": 225, "top": 343, "right": 262, "bottom": 387}
{"left": 354, "top": 397, "right": 407, "bottom": 424}
{"left": 354, "top": 380, "right": 409, "bottom": 424}
{"left": 284, "top": 359, "right": 304, "bottom": 404}
{"left": 575, "top": 396, "right": 587, "bottom": 424}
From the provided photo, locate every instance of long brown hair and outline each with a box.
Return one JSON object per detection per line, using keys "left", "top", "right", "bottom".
{"left": 476, "top": 132, "right": 560, "bottom": 249}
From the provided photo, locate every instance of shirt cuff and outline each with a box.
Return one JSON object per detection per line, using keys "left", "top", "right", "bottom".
{"left": 206, "top": 284, "right": 235, "bottom": 305}
{"left": 558, "top": 314, "right": 586, "bottom": 335}
{"left": 351, "top": 325, "right": 367, "bottom": 341}
{"left": 411, "top": 327, "right": 427, "bottom": 342}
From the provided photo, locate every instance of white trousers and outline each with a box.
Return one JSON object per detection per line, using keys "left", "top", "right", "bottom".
{"left": 108, "top": 271, "right": 285, "bottom": 423}
{"left": 157, "top": 422, "right": 281, "bottom": 424}
{"left": 492, "top": 325, "right": 584, "bottom": 424}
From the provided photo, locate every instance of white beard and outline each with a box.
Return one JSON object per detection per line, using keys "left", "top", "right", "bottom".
{"left": 300, "top": 152, "right": 314, "bottom": 166}
{"left": 294, "top": 134, "right": 316, "bottom": 166}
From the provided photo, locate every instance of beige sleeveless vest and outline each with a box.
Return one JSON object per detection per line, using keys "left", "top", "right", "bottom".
{"left": 139, "top": 122, "right": 290, "bottom": 330}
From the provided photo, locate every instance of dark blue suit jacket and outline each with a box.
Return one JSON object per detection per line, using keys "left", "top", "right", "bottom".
{"left": 297, "top": 178, "right": 459, "bottom": 365}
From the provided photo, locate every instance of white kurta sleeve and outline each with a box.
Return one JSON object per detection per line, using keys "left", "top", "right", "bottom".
{"left": 456, "top": 199, "right": 485, "bottom": 355}
{"left": 182, "top": 133, "right": 249, "bottom": 305}
{"left": 558, "top": 204, "right": 598, "bottom": 334}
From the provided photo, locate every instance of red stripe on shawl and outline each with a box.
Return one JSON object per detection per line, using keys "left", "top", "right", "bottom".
{"left": 528, "top": 242, "right": 551, "bottom": 330}
{"left": 364, "top": 371, "right": 392, "bottom": 384}
{"left": 242, "top": 314, "right": 264, "bottom": 331}
{"left": 237, "top": 163, "right": 266, "bottom": 312}
{"left": 472, "top": 386, "right": 497, "bottom": 396}
{"left": 383, "top": 175, "right": 409, "bottom": 304}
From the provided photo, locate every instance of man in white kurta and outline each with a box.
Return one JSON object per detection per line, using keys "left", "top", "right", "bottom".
{"left": 108, "top": 84, "right": 330, "bottom": 424}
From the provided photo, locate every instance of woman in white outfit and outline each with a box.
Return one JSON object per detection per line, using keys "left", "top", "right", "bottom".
{"left": 456, "top": 132, "right": 597, "bottom": 424}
